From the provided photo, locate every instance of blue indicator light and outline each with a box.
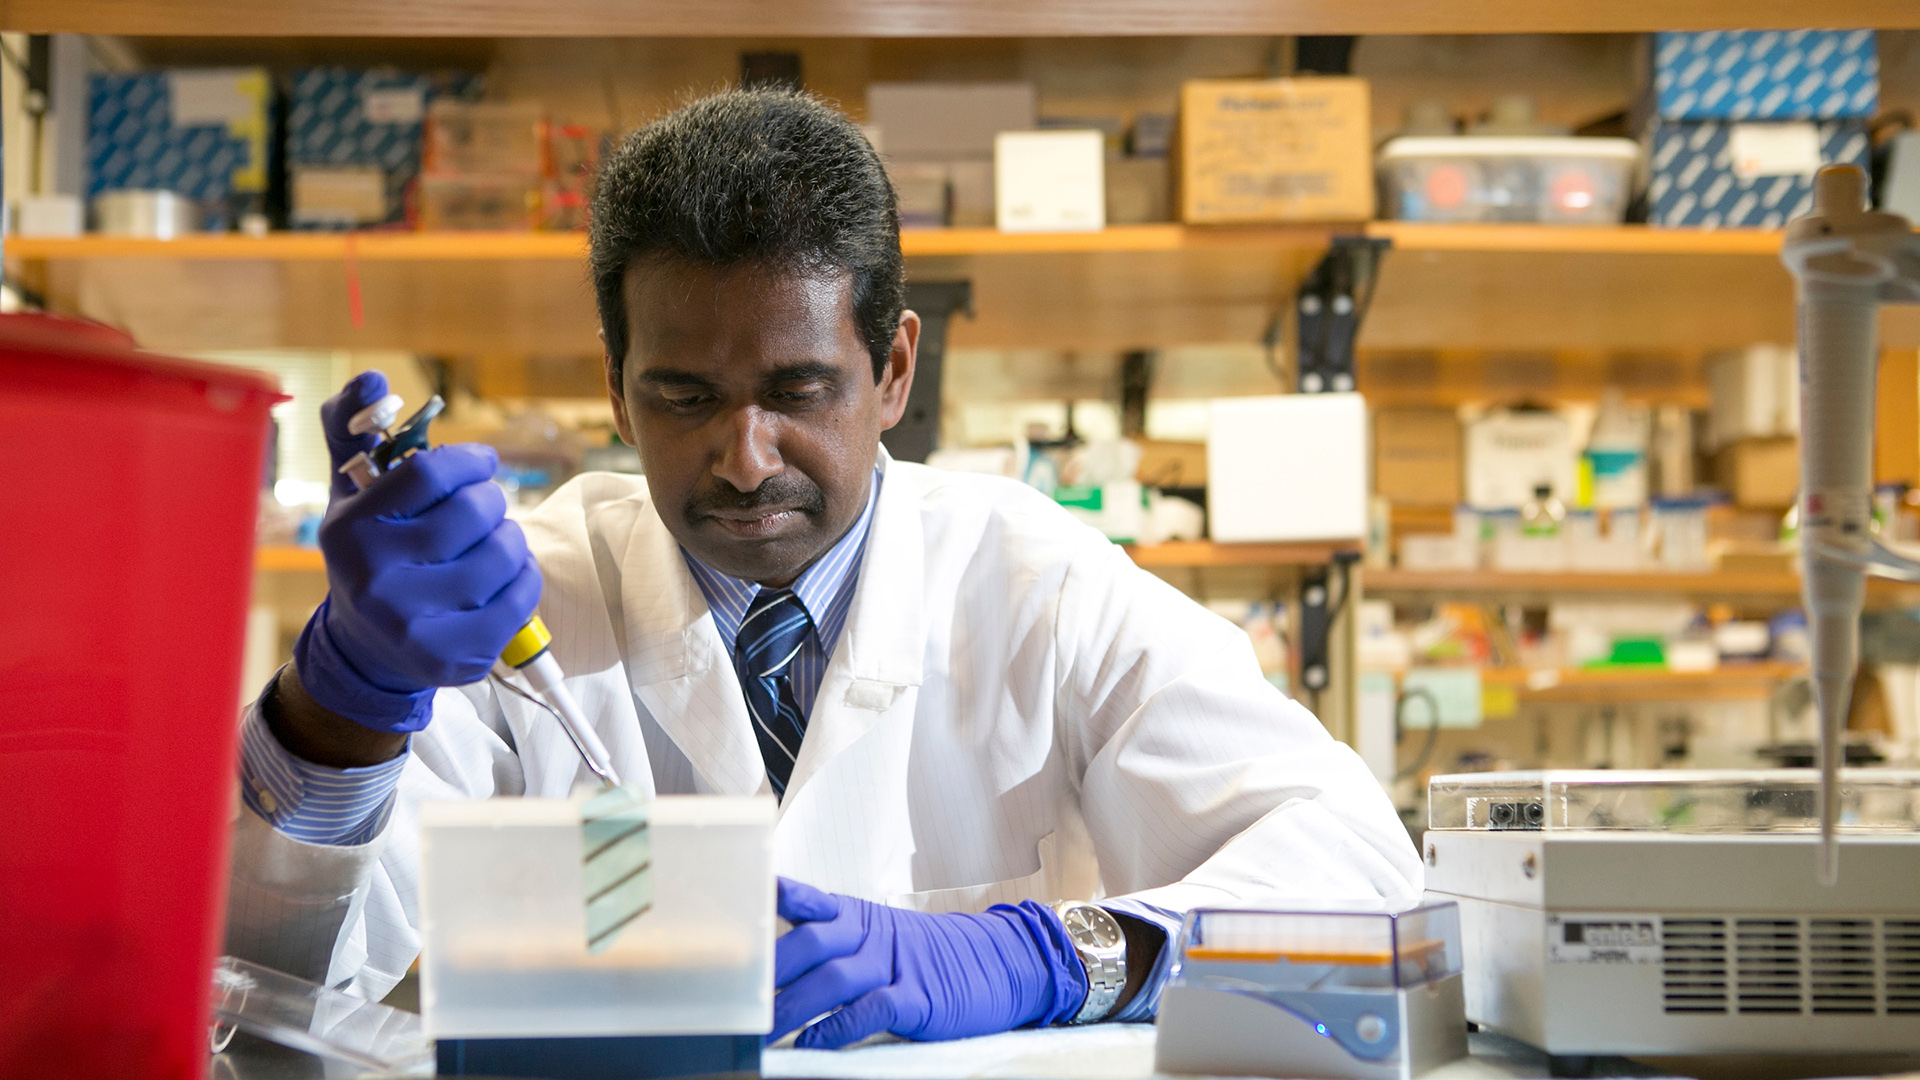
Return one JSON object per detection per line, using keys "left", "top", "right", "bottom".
{"left": 1315, "top": 1024, "right": 1329, "bottom": 1037}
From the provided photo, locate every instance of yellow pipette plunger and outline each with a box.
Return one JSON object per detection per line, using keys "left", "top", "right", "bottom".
{"left": 342, "top": 390, "right": 623, "bottom": 789}
{"left": 494, "top": 617, "right": 623, "bottom": 788}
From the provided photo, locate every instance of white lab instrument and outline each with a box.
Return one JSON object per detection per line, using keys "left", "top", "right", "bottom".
{"left": 418, "top": 794, "right": 775, "bottom": 1040}
{"left": 1779, "top": 164, "right": 1920, "bottom": 883}
{"left": 1423, "top": 770, "right": 1920, "bottom": 1059}
{"left": 1155, "top": 905, "right": 1468, "bottom": 1080}
{"left": 1208, "top": 393, "right": 1369, "bottom": 542}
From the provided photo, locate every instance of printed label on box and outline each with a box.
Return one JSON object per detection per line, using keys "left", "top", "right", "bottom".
{"left": 1547, "top": 915, "right": 1660, "bottom": 964}
{"left": 168, "top": 71, "right": 257, "bottom": 127}
{"left": 362, "top": 86, "right": 427, "bottom": 124}
{"left": 1730, "top": 123, "right": 1823, "bottom": 179}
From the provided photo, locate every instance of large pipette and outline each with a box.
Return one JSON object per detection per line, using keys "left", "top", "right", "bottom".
{"left": 1780, "top": 165, "right": 1920, "bottom": 884}
{"left": 339, "top": 391, "right": 623, "bottom": 789}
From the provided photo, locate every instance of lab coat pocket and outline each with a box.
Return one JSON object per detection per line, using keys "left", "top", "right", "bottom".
{"left": 888, "top": 832, "right": 1057, "bottom": 913}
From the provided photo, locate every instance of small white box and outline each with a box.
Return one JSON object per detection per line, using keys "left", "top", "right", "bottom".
{"left": 1706, "top": 344, "right": 1798, "bottom": 449}
{"left": 1207, "top": 393, "right": 1367, "bottom": 542}
{"left": 995, "top": 130, "right": 1105, "bottom": 233}
{"left": 13, "top": 194, "right": 84, "bottom": 237}
{"left": 1464, "top": 410, "right": 1576, "bottom": 510}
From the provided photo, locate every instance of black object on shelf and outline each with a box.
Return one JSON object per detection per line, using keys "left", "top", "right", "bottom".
{"left": 741, "top": 52, "right": 803, "bottom": 91}
{"left": 1756, "top": 741, "right": 1886, "bottom": 769}
{"left": 881, "top": 280, "right": 973, "bottom": 464}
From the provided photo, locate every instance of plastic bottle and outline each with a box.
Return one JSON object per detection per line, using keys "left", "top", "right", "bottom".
{"left": 1582, "top": 388, "right": 1650, "bottom": 509}
{"left": 1521, "top": 483, "right": 1567, "bottom": 538}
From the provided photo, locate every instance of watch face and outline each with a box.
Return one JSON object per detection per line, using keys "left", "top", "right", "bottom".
{"left": 1063, "top": 905, "right": 1122, "bottom": 949}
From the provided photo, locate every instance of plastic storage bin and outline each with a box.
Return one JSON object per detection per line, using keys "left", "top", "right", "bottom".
{"left": 419, "top": 793, "right": 776, "bottom": 1040}
{"left": 0, "top": 315, "right": 280, "bottom": 1079}
{"left": 1377, "top": 136, "right": 1638, "bottom": 223}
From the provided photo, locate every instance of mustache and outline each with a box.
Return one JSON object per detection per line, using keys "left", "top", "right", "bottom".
{"left": 686, "top": 474, "right": 826, "bottom": 519}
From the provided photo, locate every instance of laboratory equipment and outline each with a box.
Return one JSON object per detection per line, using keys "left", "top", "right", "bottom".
{"left": 1154, "top": 905, "right": 1468, "bottom": 1080}
{"left": 1424, "top": 770, "right": 1920, "bottom": 1059}
{"left": 1779, "top": 164, "right": 1920, "bottom": 882}
{"left": 1376, "top": 136, "right": 1636, "bottom": 224}
{"left": 211, "top": 956, "right": 432, "bottom": 1074}
{"left": 340, "top": 391, "right": 622, "bottom": 788}
{"left": 1, "top": 314, "right": 282, "bottom": 1079}
{"left": 420, "top": 793, "right": 775, "bottom": 1079}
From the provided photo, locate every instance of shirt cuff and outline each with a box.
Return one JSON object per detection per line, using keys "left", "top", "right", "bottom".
{"left": 238, "top": 686, "right": 407, "bottom": 847}
{"left": 1100, "top": 898, "right": 1183, "bottom": 1023}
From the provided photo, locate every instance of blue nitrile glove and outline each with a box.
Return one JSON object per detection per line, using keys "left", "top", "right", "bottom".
{"left": 771, "top": 876, "right": 1090, "bottom": 1049}
{"left": 290, "top": 371, "right": 542, "bottom": 732}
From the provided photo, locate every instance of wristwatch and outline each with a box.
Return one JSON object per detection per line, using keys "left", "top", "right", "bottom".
{"left": 1051, "top": 901, "right": 1127, "bottom": 1024}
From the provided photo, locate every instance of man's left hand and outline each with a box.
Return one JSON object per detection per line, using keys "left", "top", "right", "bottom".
{"left": 771, "top": 877, "right": 1089, "bottom": 1048}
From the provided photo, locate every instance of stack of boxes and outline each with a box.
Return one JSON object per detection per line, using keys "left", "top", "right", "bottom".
{"left": 1644, "top": 30, "right": 1876, "bottom": 228}
{"left": 88, "top": 68, "right": 273, "bottom": 230}
{"left": 286, "top": 68, "right": 485, "bottom": 229}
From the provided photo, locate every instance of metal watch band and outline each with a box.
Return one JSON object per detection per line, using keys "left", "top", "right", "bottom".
{"left": 1051, "top": 901, "right": 1127, "bottom": 1024}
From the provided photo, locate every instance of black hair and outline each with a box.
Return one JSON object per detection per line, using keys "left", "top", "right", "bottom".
{"left": 589, "top": 88, "right": 905, "bottom": 383}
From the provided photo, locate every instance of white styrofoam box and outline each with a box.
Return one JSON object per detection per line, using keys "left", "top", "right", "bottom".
{"left": 1886, "top": 131, "right": 1920, "bottom": 218}
{"left": 866, "top": 82, "right": 1036, "bottom": 160}
{"left": 419, "top": 794, "right": 775, "bottom": 1039}
{"left": 1207, "top": 393, "right": 1367, "bottom": 542}
{"left": 13, "top": 194, "right": 84, "bottom": 237}
{"left": 1706, "top": 344, "right": 1798, "bottom": 448}
{"left": 1464, "top": 410, "right": 1577, "bottom": 509}
{"left": 995, "top": 130, "right": 1105, "bottom": 233}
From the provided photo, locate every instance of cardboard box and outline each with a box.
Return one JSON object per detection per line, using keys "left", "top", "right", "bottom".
{"left": 1646, "top": 118, "right": 1869, "bottom": 228}
{"left": 866, "top": 82, "right": 1036, "bottom": 160}
{"left": 995, "top": 130, "right": 1104, "bottom": 233}
{"left": 1374, "top": 408, "right": 1462, "bottom": 507}
{"left": 1715, "top": 437, "right": 1800, "bottom": 509}
{"left": 1652, "top": 31, "right": 1878, "bottom": 121}
{"left": 287, "top": 67, "right": 485, "bottom": 226}
{"left": 89, "top": 68, "right": 272, "bottom": 216}
{"left": 1207, "top": 393, "right": 1367, "bottom": 542}
{"left": 1178, "top": 77, "right": 1373, "bottom": 223}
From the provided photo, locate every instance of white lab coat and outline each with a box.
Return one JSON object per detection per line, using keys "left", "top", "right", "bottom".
{"left": 225, "top": 451, "right": 1422, "bottom": 1000}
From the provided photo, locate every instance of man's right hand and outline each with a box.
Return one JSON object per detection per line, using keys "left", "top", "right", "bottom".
{"left": 277, "top": 372, "right": 542, "bottom": 763}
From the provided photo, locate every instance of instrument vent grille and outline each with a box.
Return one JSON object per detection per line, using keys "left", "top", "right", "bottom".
{"left": 1735, "top": 919, "right": 1804, "bottom": 1014}
{"left": 1661, "top": 918, "right": 1728, "bottom": 1014}
{"left": 1888, "top": 920, "right": 1920, "bottom": 1015}
{"left": 1809, "top": 920, "right": 1875, "bottom": 1015}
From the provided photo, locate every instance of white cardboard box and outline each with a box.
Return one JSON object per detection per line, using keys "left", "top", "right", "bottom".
{"left": 1464, "top": 410, "right": 1576, "bottom": 510}
{"left": 1207, "top": 393, "right": 1367, "bottom": 542}
{"left": 995, "top": 130, "right": 1105, "bottom": 233}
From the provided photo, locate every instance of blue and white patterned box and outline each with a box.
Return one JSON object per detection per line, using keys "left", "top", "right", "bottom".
{"left": 89, "top": 69, "right": 271, "bottom": 206}
{"left": 287, "top": 68, "right": 485, "bottom": 225}
{"left": 1653, "top": 30, "right": 1878, "bottom": 120}
{"left": 1647, "top": 119, "right": 1869, "bottom": 228}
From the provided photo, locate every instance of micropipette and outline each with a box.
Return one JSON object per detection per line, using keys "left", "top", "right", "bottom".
{"left": 339, "top": 392, "right": 624, "bottom": 788}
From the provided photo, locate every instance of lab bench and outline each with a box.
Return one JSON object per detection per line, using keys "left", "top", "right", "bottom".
{"left": 205, "top": 1021, "right": 1920, "bottom": 1080}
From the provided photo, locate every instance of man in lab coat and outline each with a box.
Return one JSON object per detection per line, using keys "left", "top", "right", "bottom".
{"left": 228, "top": 89, "right": 1420, "bottom": 1047}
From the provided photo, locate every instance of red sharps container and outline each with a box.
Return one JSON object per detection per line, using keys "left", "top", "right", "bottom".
{"left": 0, "top": 314, "right": 283, "bottom": 1078}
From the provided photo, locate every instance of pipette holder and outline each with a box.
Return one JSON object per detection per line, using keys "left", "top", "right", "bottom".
{"left": 1155, "top": 904, "right": 1468, "bottom": 1080}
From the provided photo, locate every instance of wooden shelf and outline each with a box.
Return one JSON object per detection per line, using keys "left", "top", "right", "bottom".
{"left": 16, "top": 0, "right": 1919, "bottom": 36}
{"left": 256, "top": 546, "right": 325, "bottom": 572}
{"left": 1124, "top": 539, "right": 1358, "bottom": 568}
{"left": 17, "top": 223, "right": 1920, "bottom": 354}
{"left": 1480, "top": 662, "right": 1804, "bottom": 704}
{"left": 1366, "top": 567, "right": 1920, "bottom": 610}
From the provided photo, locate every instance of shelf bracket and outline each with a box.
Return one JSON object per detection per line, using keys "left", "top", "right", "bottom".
{"left": 1298, "top": 550, "right": 1359, "bottom": 697}
{"left": 1294, "top": 236, "right": 1390, "bottom": 394}
{"left": 883, "top": 280, "right": 972, "bottom": 464}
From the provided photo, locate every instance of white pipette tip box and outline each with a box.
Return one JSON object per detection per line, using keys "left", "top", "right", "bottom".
{"left": 1154, "top": 904, "right": 1468, "bottom": 1080}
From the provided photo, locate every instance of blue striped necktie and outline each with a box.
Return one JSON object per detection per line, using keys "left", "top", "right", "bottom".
{"left": 735, "top": 588, "right": 812, "bottom": 797}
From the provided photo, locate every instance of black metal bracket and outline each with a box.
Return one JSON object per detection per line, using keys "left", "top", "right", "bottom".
{"left": 882, "top": 280, "right": 973, "bottom": 464}
{"left": 1293, "top": 236, "right": 1391, "bottom": 395}
{"left": 1297, "top": 550, "right": 1360, "bottom": 698}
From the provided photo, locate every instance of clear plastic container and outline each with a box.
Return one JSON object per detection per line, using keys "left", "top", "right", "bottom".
{"left": 418, "top": 173, "right": 540, "bottom": 230}
{"left": 1172, "top": 905, "right": 1463, "bottom": 993}
{"left": 419, "top": 794, "right": 776, "bottom": 1040}
{"left": 1377, "top": 136, "right": 1638, "bottom": 224}
{"left": 425, "top": 101, "right": 547, "bottom": 175}
{"left": 211, "top": 956, "right": 432, "bottom": 1073}
{"left": 1428, "top": 769, "right": 1920, "bottom": 833}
